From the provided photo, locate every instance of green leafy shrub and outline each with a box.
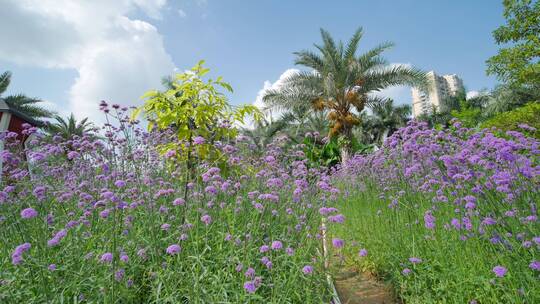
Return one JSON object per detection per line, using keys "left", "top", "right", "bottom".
{"left": 480, "top": 102, "right": 540, "bottom": 138}
{"left": 450, "top": 101, "right": 484, "bottom": 128}
{"left": 303, "top": 135, "right": 374, "bottom": 168}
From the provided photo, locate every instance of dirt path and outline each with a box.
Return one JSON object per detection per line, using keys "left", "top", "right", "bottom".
{"left": 332, "top": 267, "right": 397, "bottom": 304}
{"left": 322, "top": 219, "right": 396, "bottom": 304}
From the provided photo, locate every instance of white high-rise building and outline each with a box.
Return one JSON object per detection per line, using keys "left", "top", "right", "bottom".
{"left": 411, "top": 71, "right": 464, "bottom": 117}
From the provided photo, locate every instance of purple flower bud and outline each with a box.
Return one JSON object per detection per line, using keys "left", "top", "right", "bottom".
{"left": 332, "top": 238, "right": 344, "bottom": 248}
{"left": 492, "top": 265, "right": 507, "bottom": 277}
{"left": 166, "top": 244, "right": 181, "bottom": 255}
{"left": 243, "top": 281, "right": 256, "bottom": 293}
{"left": 20, "top": 207, "right": 38, "bottom": 219}
{"left": 302, "top": 265, "right": 314, "bottom": 275}
{"left": 173, "top": 198, "right": 185, "bottom": 206}
{"left": 201, "top": 214, "right": 212, "bottom": 226}
{"left": 271, "top": 241, "right": 283, "bottom": 250}
{"left": 529, "top": 260, "right": 540, "bottom": 271}
{"left": 259, "top": 245, "right": 270, "bottom": 253}
{"left": 193, "top": 136, "right": 205, "bottom": 145}
{"left": 244, "top": 267, "right": 255, "bottom": 278}
{"left": 114, "top": 180, "right": 126, "bottom": 188}
{"left": 100, "top": 252, "right": 113, "bottom": 263}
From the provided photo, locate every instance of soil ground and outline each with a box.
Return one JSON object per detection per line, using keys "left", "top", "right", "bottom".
{"left": 332, "top": 265, "right": 397, "bottom": 304}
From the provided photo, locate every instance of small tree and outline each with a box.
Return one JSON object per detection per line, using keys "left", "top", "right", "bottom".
{"left": 45, "top": 114, "right": 98, "bottom": 140}
{"left": 133, "top": 61, "right": 261, "bottom": 201}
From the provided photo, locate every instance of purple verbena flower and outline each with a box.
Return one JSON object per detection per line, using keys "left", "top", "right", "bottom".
{"left": 332, "top": 238, "right": 344, "bottom": 248}
{"left": 271, "top": 241, "right": 283, "bottom": 250}
{"left": 492, "top": 265, "right": 507, "bottom": 277}
{"left": 20, "top": 207, "right": 38, "bottom": 219}
{"left": 166, "top": 244, "right": 181, "bottom": 255}
{"left": 409, "top": 257, "right": 422, "bottom": 264}
{"left": 193, "top": 136, "right": 205, "bottom": 145}
{"left": 201, "top": 214, "right": 212, "bottom": 225}
{"left": 302, "top": 265, "right": 314, "bottom": 275}
{"left": 243, "top": 281, "right": 257, "bottom": 293}
{"left": 100, "top": 252, "right": 113, "bottom": 263}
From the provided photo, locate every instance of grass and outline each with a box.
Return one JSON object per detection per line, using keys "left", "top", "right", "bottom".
{"left": 330, "top": 178, "right": 539, "bottom": 304}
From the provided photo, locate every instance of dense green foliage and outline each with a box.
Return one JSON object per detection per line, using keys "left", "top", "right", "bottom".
{"left": 481, "top": 102, "right": 540, "bottom": 138}
{"left": 486, "top": 0, "right": 540, "bottom": 89}
{"left": 134, "top": 61, "right": 261, "bottom": 162}
{"left": 362, "top": 99, "right": 411, "bottom": 145}
{"left": 302, "top": 135, "right": 373, "bottom": 168}
{"left": 450, "top": 101, "right": 484, "bottom": 128}
{"left": 45, "top": 114, "right": 98, "bottom": 140}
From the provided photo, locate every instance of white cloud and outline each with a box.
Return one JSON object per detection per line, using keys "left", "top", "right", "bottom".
{"left": 0, "top": 0, "right": 175, "bottom": 123}
{"left": 374, "top": 85, "right": 411, "bottom": 106}
{"left": 195, "top": 0, "right": 208, "bottom": 7}
{"left": 253, "top": 69, "right": 300, "bottom": 121}
{"left": 133, "top": 0, "right": 167, "bottom": 19}
{"left": 466, "top": 91, "right": 480, "bottom": 100}
{"left": 237, "top": 69, "right": 300, "bottom": 129}
{"left": 177, "top": 9, "right": 187, "bottom": 18}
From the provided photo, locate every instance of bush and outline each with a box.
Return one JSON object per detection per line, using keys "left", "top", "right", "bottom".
{"left": 481, "top": 102, "right": 540, "bottom": 139}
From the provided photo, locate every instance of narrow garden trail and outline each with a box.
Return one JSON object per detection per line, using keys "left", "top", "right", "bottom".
{"left": 333, "top": 268, "right": 396, "bottom": 304}
{"left": 324, "top": 224, "right": 397, "bottom": 304}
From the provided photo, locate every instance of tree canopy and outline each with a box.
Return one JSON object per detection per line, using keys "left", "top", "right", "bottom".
{"left": 486, "top": 0, "right": 540, "bottom": 88}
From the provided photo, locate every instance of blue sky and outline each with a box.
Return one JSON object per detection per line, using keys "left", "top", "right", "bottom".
{"left": 1, "top": 0, "right": 504, "bottom": 122}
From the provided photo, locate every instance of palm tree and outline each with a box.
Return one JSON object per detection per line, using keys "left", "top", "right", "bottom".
{"left": 45, "top": 114, "right": 98, "bottom": 140}
{"left": 484, "top": 84, "right": 539, "bottom": 116}
{"left": 368, "top": 98, "right": 411, "bottom": 144}
{"left": 0, "top": 71, "right": 55, "bottom": 121}
{"left": 262, "top": 27, "right": 427, "bottom": 160}
{"left": 241, "top": 117, "right": 290, "bottom": 150}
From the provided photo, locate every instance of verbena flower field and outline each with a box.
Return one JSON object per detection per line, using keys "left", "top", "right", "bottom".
{"left": 1, "top": 105, "right": 539, "bottom": 303}
{"left": 330, "top": 121, "right": 540, "bottom": 303}
{"left": 0, "top": 107, "right": 341, "bottom": 303}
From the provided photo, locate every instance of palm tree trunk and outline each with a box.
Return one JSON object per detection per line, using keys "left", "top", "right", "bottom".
{"left": 340, "top": 146, "right": 351, "bottom": 163}
{"left": 381, "top": 128, "right": 390, "bottom": 144}
{"left": 340, "top": 127, "right": 353, "bottom": 164}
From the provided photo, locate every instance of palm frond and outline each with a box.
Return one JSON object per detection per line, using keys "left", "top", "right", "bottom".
{"left": 4, "top": 94, "right": 41, "bottom": 105}
{"left": 46, "top": 113, "right": 97, "bottom": 139}
{"left": 356, "top": 42, "right": 394, "bottom": 70}
{"left": 262, "top": 72, "right": 323, "bottom": 112}
{"left": 161, "top": 75, "right": 175, "bottom": 89}
{"left": 0, "top": 71, "right": 11, "bottom": 95}
{"left": 344, "top": 27, "right": 364, "bottom": 61}
{"left": 364, "top": 66, "right": 428, "bottom": 92}
{"left": 293, "top": 50, "right": 325, "bottom": 71}
{"left": 4, "top": 94, "right": 55, "bottom": 119}
{"left": 365, "top": 96, "right": 392, "bottom": 110}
